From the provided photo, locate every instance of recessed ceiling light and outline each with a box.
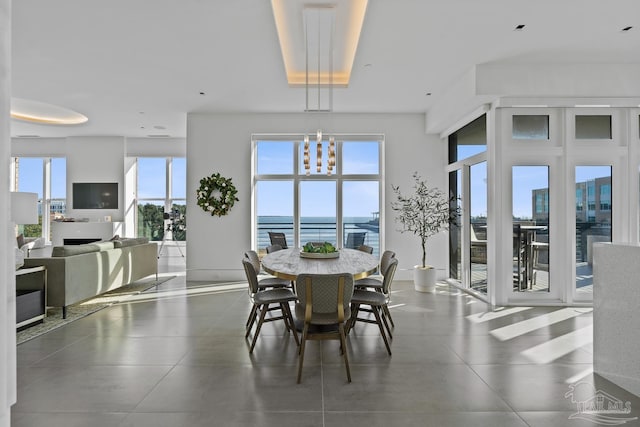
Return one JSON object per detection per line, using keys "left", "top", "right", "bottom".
{"left": 199, "top": 92, "right": 206, "bottom": 95}
{"left": 622, "top": 26, "right": 633, "bottom": 32}
{"left": 514, "top": 24, "right": 525, "bottom": 31}
{"left": 425, "top": 92, "right": 432, "bottom": 96}
{"left": 11, "top": 98, "right": 88, "bottom": 125}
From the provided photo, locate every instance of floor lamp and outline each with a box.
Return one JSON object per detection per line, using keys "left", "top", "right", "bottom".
{"left": 11, "top": 192, "right": 38, "bottom": 269}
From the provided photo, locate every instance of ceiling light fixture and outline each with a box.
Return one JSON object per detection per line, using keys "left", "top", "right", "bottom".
{"left": 514, "top": 24, "right": 526, "bottom": 31}
{"left": 271, "top": 0, "right": 368, "bottom": 87}
{"left": 301, "top": 6, "right": 337, "bottom": 176}
{"left": 11, "top": 98, "right": 88, "bottom": 125}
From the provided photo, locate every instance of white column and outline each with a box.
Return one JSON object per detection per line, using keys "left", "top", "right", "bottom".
{"left": 1, "top": 0, "right": 18, "bottom": 425}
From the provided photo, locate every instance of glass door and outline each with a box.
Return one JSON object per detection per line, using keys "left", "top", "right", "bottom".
{"left": 574, "top": 165, "right": 612, "bottom": 299}
{"left": 469, "top": 161, "right": 488, "bottom": 294}
{"left": 512, "top": 166, "right": 550, "bottom": 293}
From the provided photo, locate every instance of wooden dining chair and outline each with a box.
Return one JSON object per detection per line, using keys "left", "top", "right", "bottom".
{"left": 295, "top": 272, "right": 354, "bottom": 383}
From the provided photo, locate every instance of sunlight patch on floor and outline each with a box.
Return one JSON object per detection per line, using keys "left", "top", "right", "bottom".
{"left": 490, "top": 308, "right": 593, "bottom": 341}
{"left": 466, "top": 306, "right": 533, "bottom": 324}
{"left": 521, "top": 325, "right": 593, "bottom": 364}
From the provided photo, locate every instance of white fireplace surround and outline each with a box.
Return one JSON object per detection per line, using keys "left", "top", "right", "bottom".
{"left": 51, "top": 222, "right": 123, "bottom": 246}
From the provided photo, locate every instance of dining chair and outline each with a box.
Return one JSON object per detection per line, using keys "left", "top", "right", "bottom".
{"left": 357, "top": 244, "right": 374, "bottom": 254}
{"left": 531, "top": 240, "right": 549, "bottom": 288}
{"left": 242, "top": 258, "right": 299, "bottom": 353}
{"left": 470, "top": 225, "right": 487, "bottom": 264}
{"left": 354, "top": 250, "right": 396, "bottom": 327}
{"left": 347, "top": 257, "right": 398, "bottom": 356}
{"left": 244, "top": 250, "right": 291, "bottom": 289}
{"left": 268, "top": 232, "right": 288, "bottom": 249}
{"left": 265, "top": 244, "right": 283, "bottom": 254}
{"left": 344, "top": 232, "right": 367, "bottom": 249}
{"left": 295, "top": 272, "right": 354, "bottom": 383}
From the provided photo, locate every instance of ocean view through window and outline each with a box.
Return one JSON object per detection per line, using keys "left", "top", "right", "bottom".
{"left": 253, "top": 136, "right": 383, "bottom": 257}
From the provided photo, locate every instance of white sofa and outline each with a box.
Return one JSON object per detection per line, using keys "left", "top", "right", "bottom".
{"left": 23, "top": 238, "right": 158, "bottom": 318}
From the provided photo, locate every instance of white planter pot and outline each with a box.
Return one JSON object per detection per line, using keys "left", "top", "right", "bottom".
{"left": 413, "top": 265, "right": 436, "bottom": 293}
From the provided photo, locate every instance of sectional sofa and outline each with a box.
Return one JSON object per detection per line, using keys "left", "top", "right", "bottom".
{"left": 23, "top": 238, "right": 158, "bottom": 318}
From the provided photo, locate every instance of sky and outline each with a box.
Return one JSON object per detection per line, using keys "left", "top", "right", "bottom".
{"left": 256, "top": 141, "right": 380, "bottom": 218}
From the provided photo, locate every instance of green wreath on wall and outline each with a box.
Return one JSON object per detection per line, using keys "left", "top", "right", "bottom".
{"left": 196, "top": 172, "right": 239, "bottom": 217}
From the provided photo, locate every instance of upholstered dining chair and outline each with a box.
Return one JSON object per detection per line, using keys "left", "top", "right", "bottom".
{"left": 242, "top": 258, "right": 299, "bottom": 353}
{"left": 357, "top": 244, "right": 374, "bottom": 254}
{"left": 354, "top": 250, "right": 397, "bottom": 328}
{"left": 268, "top": 232, "right": 288, "bottom": 249}
{"left": 265, "top": 244, "right": 283, "bottom": 254}
{"left": 295, "top": 272, "right": 354, "bottom": 383}
{"left": 345, "top": 232, "right": 367, "bottom": 249}
{"left": 244, "top": 250, "right": 290, "bottom": 289}
{"left": 347, "top": 257, "right": 398, "bottom": 356}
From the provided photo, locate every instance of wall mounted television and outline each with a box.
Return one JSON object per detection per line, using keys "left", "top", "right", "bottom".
{"left": 72, "top": 182, "right": 118, "bottom": 209}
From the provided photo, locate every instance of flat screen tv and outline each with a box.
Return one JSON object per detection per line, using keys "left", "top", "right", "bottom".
{"left": 72, "top": 182, "right": 118, "bottom": 209}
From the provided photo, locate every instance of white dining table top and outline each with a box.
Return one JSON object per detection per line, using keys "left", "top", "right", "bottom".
{"left": 261, "top": 248, "right": 379, "bottom": 281}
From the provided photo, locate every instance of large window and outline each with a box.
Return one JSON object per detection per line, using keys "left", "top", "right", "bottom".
{"left": 254, "top": 136, "right": 382, "bottom": 256}
{"left": 11, "top": 157, "right": 66, "bottom": 241}
{"left": 136, "top": 157, "right": 186, "bottom": 241}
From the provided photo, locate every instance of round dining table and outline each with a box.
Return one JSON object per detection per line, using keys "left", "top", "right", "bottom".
{"left": 261, "top": 247, "right": 379, "bottom": 281}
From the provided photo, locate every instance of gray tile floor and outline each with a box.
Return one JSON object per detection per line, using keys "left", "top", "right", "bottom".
{"left": 12, "top": 244, "right": 640, "bottom": 426}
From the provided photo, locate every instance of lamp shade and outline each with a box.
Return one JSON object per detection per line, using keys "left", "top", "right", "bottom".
{"left": 11, "top": 192, "right": 39, "bottom": 224}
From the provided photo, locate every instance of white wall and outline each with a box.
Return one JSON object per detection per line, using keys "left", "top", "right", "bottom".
{"left": 186, "top": 112, "right": 447, "bottom": 282}
{"left": 1, "top": 0, "right": 17, "bottom": 424}
{"left": 65, "top": 136, "right": 125, "bottom": 222}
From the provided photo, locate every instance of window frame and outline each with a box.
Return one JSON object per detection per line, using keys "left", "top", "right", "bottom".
{"left": 135, "top": 156, "right": 186, "bottom": 241}
{"left": 252, "top": 134, "right": 384, "bottom": 254}
{"left": 11, "top": 156, "right": 66, "bottom": 243}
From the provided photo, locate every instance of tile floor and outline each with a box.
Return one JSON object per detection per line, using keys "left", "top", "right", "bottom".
{"left": 11, "top": 243, "right": 640, "bottom": 426}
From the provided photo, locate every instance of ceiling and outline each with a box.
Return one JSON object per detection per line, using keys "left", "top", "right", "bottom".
{"left": 10, "top": 0, "right": 640, "bottom": 139}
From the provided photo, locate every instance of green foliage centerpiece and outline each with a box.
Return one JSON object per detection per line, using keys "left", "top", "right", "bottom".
{"left": 300, "top": 241, "right": 339, "bottom": 258}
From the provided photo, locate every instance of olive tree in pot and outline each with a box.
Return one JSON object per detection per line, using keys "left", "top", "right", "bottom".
{"left": 391, "top": 172, "right": 456, "bottom": 293}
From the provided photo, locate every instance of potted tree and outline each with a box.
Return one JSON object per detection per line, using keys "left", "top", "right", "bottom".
{"left": 391, "top": 172, "right": 456, "bottom": 292}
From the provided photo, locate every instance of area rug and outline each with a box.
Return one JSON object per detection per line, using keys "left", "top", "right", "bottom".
{"left": 17, "top": 275, "right": 175, "bottom": 345}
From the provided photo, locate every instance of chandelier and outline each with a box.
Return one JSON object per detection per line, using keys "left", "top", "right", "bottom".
{"left": 303, "top": 131, "right": 336, "bottom": 175}
{"left": 302, "top": 5, "right": 336, "bottom": 176}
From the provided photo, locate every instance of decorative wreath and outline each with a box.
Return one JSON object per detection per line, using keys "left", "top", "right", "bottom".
{"left": 196, "top": 172, "right": 239, "bottom": 217}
